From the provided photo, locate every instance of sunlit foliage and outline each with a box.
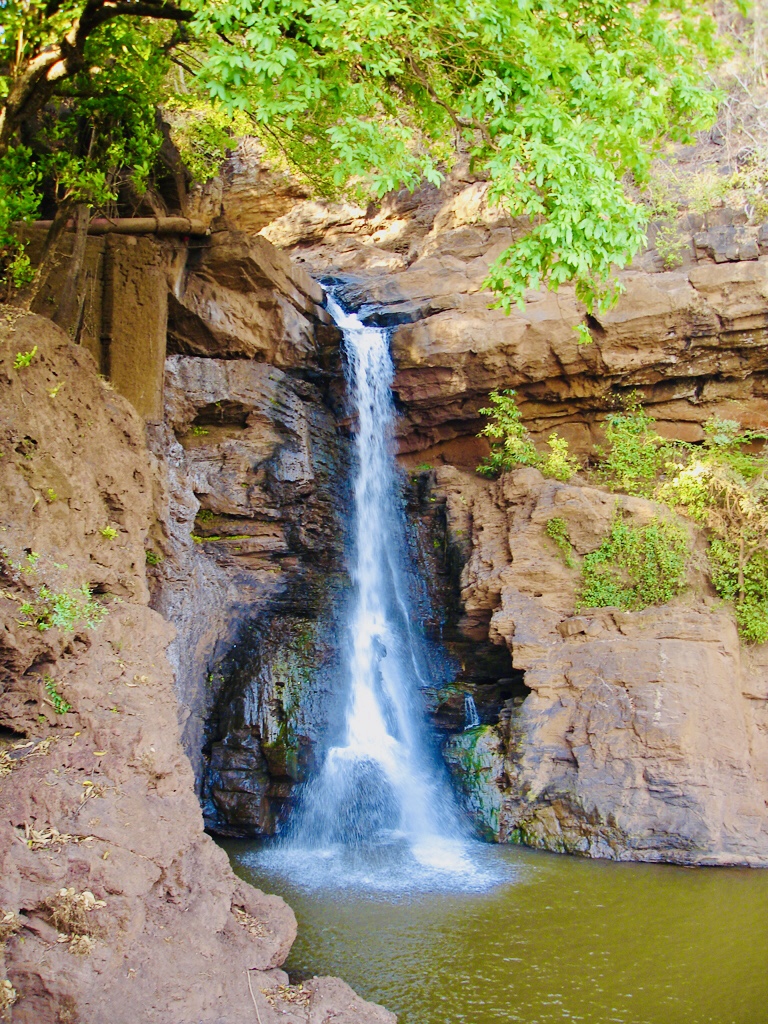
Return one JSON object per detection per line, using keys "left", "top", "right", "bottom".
{"left": 1, "top": 1, "right": 725, "bottom": 303}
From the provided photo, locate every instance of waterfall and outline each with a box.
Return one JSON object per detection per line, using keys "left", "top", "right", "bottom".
{"left": 260, "top": 294, "right": 485, "bottom": 891}
{"left": 464, "top": 693, "right": 481, "bottom": 730}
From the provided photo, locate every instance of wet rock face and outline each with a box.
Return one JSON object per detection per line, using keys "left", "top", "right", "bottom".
{"left": 204, "top": 607, "right": 348, "bottom": 835}
{"left": 426, "top": 465, "right": 768, "bottom": 866}
{"left": 150, "top": 352, "right": 352, "bottom": 835}
{"left": 403, "top": 470, "right": 526, "bottom": 737}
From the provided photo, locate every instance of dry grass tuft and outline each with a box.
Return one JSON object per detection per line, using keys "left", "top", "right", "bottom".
{"left": 233, "top": 905, "right": 268, "bottom": 938}
{"left": 0, "top": 978, "right": 17, "bottom": 1017}
{"left": 0, "top": 912, "right": 20, "bottom": 945}
{"left": 18, "top": 823, "right": 96, "bottom": 850}
{"left": 60, "top": 934, "right": 95, "bottom": 956}
{"left": 0, "top": 912, "right": 20, "bottom": 1020}
{"left": 44, "top": 888, "right": 105, "bottom": 939}
{"left": 0, "top": 736, "right": 57, "bottom": 777}
{"left": 261, "top": 983, "right": 311, "bottom": 1009}
{"left": 0, "top": 305, "right": 27, "bottom": 333}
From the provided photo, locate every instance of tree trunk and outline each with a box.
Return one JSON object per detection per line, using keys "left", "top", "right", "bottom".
{"left": 52, "top": 203, "right": 90, "bottom": 338}
{"left": 18, "top": 202, "right": 73, "bottom": 310}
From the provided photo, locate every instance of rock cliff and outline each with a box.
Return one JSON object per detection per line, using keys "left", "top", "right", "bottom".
{"left": 432, "top": 465, "right": 768, "bottom": 865}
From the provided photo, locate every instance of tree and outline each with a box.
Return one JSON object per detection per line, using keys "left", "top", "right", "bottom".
{"left": 1, "top": 0, "right": 725, "bottom": 311}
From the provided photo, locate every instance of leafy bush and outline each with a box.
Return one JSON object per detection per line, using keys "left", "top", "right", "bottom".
{"left": 708, "top": 541, "right": 768, "bottom": 644}
{"left": 597, "top": 395, "right": 671, "bottom": 495}
{"left": 576, "top": 514, "right": 689, "bottom": 612}
{"left": 0, "top": 145, "right": 40, "bottom": 293}
{"left": 541, "top": 434, "right": 580, "bottom": 482}
{"left": 19, "top": 584, "right": 106, "bottom": 633}
{"left": 658, "top": 418, "right": 768, "bottom": 643}
{"left": 164, "top": 99, "right": 250, "bottom": 184}
{"left": 478, "top": 390, "right": 578, "bottom": 481}
{"left": 655, "top": 222, "right": 687, "bottom": 269}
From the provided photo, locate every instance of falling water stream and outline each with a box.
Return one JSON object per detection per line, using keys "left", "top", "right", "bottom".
{"left": 256, "top": 294, "right": 487, "bottom": 891}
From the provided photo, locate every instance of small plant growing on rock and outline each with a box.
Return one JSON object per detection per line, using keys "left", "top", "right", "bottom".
{"left": 478, "top": 390, "right": 578, "bottom": 481}
{"left": 19, "top": 584, "right": 106, "bottom": 633}
{"left": 478, "top": 390, "right": 540, "bottom": 475}
{"left": 12, "top": 345, "right": 37, "bottom": 369}
{"left": 43, "top": 675, "right": 71, "bottom": 715}
{"left": 596, "top": 394, "right": 671, "bottom": 496}
{"left": 577, "top": 513, "right": 689, "bottom": 612}
{"left": 145, "top": 549, "right": 163, "bottom": 566}
{"left": 573, "top": 322, "right": 593, "bottom": 346}
{"left": 654, "top": 222, "right": 687, "bottom": 269}
{"left": 99, "top": 525, "right": 118, "bottom": 540}
{"left": 545, "top": 518, "right": 575, "bottom": 568}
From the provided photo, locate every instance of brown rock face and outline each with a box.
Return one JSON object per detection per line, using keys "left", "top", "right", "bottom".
{"left": 167, "top": 231, "right": 334, "bottom": 366}
{"left": 249, "top": 162, "right": 768, "bottom": 459}
{"left": 430, "top": 465, "right": 768, "bottom": 865}
{"left": 149, "top": 352, "right": 351, "bottom": 834}
{"left": 0, "top": 315, "right": 393, "bottom": 1022}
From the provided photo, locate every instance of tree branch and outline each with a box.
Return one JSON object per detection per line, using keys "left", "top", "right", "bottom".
{"left": 0, "top": 0, "right": 193, "bottom": 156}
{"left": 403, "top": 54, "right": 495, "bottom": 150}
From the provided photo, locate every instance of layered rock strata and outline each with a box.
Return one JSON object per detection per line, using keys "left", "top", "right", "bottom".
{"left": 0, "top": 314, "right": 394, "bottom": 1021}
{"left": 151, "top": 353, "right": 350, "bottom": 833}
{"left": 137, "top": 227, "right": 353, "bottom": 835}
{"left": 219, "top": 150, "right": 768, "bottom": 463}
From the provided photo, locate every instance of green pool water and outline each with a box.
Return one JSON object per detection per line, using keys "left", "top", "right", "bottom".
{"left": 223, "top": 840, "right": 768, "bottom": 1024}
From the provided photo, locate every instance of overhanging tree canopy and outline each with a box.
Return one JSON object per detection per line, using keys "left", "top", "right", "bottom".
{"left": 1, "top": 0, "right": 725, "bottom": 310}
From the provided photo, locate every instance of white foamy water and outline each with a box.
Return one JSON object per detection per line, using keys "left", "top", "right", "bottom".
{"left": 256, "top": 294, "right": 495, "bottom": 892}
